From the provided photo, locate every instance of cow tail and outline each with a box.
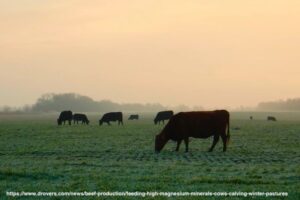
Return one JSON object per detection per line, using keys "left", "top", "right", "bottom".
{"left": 226, "top": 118, "right": 230, "bottom": 145}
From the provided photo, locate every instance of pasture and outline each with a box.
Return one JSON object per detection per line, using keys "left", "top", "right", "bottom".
{"left": 0, "top": 112, "right": 299, "bottom": 199}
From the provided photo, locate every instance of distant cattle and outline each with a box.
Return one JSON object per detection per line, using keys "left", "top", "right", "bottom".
{"left": 128, "top": 114, "right": 139, "bottom": 120}
{"left": 232, "top": 127, "right": 241, "bottom": 131}
{"left": 154, "top": 110, "right": 174, "bottom": 125}
{"left": 267, "top": 116, "right": 277, "bottom": 121}
{"left": 250, "top": 116, "right": 253, "bottom": 120}
{"left": 73, "top": 113, "right": 89, "bottom": 125}
{"left": 57, "top": 110, "right": 73, "bottom": 125}
{"left": 99, "top": 112, "right": 123, "bottom": 126}
{"left": 155, "top": 110, "right": 230, "bottom": 153}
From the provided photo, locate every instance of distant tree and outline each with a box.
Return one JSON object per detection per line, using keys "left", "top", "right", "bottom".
{"left": 257, "top": 98, "right": 300, "bottom": 111}
{"left": 1, "top": 106, "right": 12, "bottom": 113}
{"left": 30, "top": 93, "right": 166, "bottom": 112}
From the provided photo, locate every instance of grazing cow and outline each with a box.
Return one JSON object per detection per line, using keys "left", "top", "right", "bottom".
{"left": 128, "top": 114, "right": 139, "bottom": 120}
{"left": 267, "top": 116, "right": 277, "bottom": 121}
{"left": 73, "top": 113, "right": 89, "bottom": 125}
{"left": 250, "top": 116, "right": 253, "bottom": 120}
{"left": 155, "top": 110, "right": 230, "bottom": 153}
{"left": 154, "top": 110, "right": 174, "bottom": 125}
{"left": 57, "top": 110, "right": 73, "bottom": 125}
{"left": 99, "top": 112, "right": 123, "bottom": 126}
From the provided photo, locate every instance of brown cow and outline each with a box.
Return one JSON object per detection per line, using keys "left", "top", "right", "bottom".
{"left": 155, "top": 110, "right": 230, "bottom": 153}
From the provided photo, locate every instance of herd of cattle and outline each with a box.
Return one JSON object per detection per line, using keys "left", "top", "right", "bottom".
{"left": 57, "top": 110, "right": 174, "bottom": 126}
{"left": 58, "top": 110, "right": 277, "bottom": 126}
{"left": 57, "top": 110, "right": 277, "bottom": 153}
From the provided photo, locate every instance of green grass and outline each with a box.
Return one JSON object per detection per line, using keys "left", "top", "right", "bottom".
{"left": 0, "top": 112, "right": 299, "bottom": 199}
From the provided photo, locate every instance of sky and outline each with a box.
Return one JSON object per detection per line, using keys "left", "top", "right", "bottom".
{"left": 0, "top": 0, "right": 300, "bottom": 109}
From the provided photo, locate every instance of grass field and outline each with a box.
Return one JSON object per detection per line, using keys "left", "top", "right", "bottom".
{"left": 0, "top": 112, "right": 299, "bottom": 199}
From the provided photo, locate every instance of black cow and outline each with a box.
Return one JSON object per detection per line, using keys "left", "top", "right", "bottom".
{"left": 128, "top": 114, "right": 139, "bottom": 120}
{"left": 267, "top": 116, "right": 277, "bottom": 121}
{"left": 250, "top": 116, "right": 253, "bottom": 120}
{"left": 155, "top": 110, "right": 230, "bottom": 153}
{"left": 99, "top": 112, "right": 123, "bottom": 126}
{"left": 154, "top": 110, "right": 174, "bottom": 125}
{"left": 57, "top": 110, "right": 73, "bottom": 125}
{"left": 73, "top": 113, "right": 89, "bottom": 125}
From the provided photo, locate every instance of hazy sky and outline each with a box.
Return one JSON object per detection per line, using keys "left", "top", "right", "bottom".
{"left": 1, "top": 0, "right": 299, "bottom": 108}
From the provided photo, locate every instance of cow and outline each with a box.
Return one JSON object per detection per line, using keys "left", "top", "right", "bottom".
{"left": 99, "top": 112, "right": 123, "bottom": 126}
{"left": 267, "top": 116, "right": 277, "bottom": 121}
{"left": 250, "top": 116, "right": 253, "bottom": 120}
{"left": 154, "top": 110, "right": 174, "bottom": 125}
{"left": 57, "top": 110, "right": 73, "bottom": 125}
{"left": 128, "top": 114, "right": 139, "bottom": 120}
{"left": 155, "top": 110, "right": 230, "bottom": 153}
{"left": 73, "top": 113, "right": 89, "bottom": 125}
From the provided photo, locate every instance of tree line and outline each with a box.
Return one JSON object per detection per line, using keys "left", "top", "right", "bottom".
{"left": 257, "top": 98, "right": 300, "bottom": 111}
{"left": 30, "top": 93, "right": 167, "bottom": 112}
{"left": 3, "top": 93, "right": 299, "bottom": 113}
{"left": 0, "top": 93, "right": 169, "bottom": 113}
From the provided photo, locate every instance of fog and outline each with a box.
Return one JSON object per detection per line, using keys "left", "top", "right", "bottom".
{"left": 1, "top": 0, "right": 300, "bottom": 109}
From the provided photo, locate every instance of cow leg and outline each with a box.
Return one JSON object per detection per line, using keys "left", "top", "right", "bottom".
{"left": 175, "top": 140, "right": 182, "bottom": 151}
{"left": 209, "top": 135, "right": 219, "bottom": 152}
{"left": 184, "top": 138, "right": 189, "bottom": 152}
{"left": 221, "top": 134, "right": 227, "bottom": 152}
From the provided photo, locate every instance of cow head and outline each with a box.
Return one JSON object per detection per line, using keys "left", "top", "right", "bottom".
{"left": 154, "top": 118, "right": 158, "bottom": 125}
{"left": 86, "top": 119, "right": 90, "bottom": 125}
{"left": 57, "top": 118, "right": 62, "bottom": 125}
{"left": 99, "top": 120, "right": 103, "bottom": 126}
{"left": 155, "top": 133, "right": 168, "bottom": 153}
